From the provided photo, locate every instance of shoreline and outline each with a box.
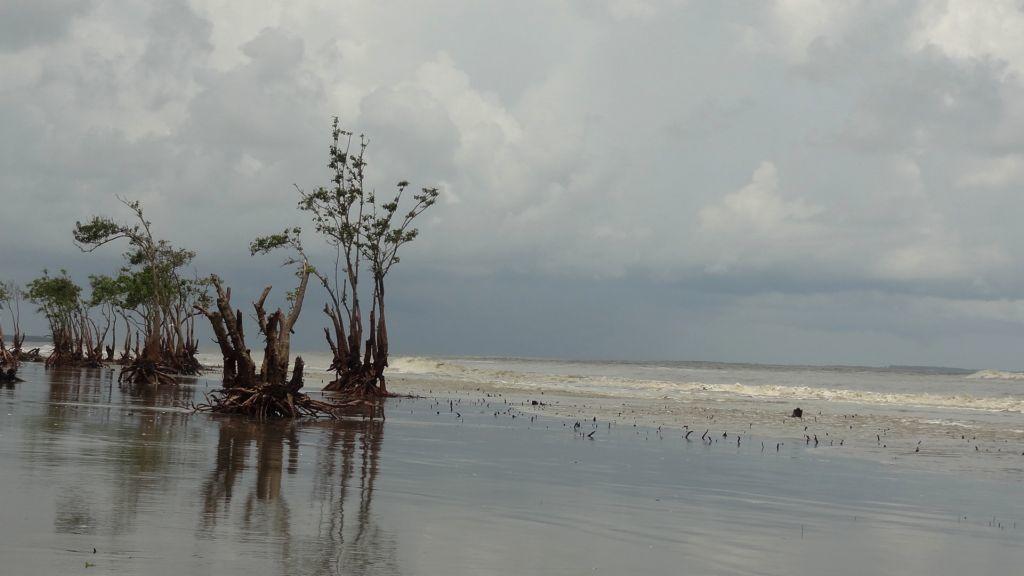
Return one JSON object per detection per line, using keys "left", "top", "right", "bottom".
{"left": 19, "top": 356, "right": 1024, "bottom": 481}
{"left": 3, "top": 362, "right": 1023, "bottom": 575}
{"left": 380, "top": 374, "right": 1024, "bottom": 482}
{"left": 27, "top": 355, "right": 1024, "bottom": 481}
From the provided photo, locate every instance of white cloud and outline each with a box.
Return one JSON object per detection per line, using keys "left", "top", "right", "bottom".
{"left": 758, "top": 0, "right": 866, "bottom": 62}
{"left": 698, "top": 162, "right": 823, "bottom": 272}
{"left": 912, "top": 0, "right": 1024, "bottom": 77}
{"left": 957, "top": 154, "right": 1024, "bottom": 188}
{"left": 6, "top": 1, "right": 1024, "bottom": 363}
{"left": 607, "top": 0, "right": 659, "bottom": 21}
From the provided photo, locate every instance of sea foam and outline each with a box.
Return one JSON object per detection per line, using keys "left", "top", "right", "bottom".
{"left": 387, "top": 356, "right": 1024, "bottom": 413}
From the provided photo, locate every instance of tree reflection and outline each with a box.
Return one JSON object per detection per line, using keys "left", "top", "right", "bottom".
{"left": 19, "top": 364, "right": 198, "bottom": 536}
{"left": 300, "top": 415, "right": 396, "bottom": 575}
{"left": 200, "top": 410, "right": 398, "bottom": 575}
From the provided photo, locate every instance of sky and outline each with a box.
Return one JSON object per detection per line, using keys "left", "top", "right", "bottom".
{"left": 3, "top": 0, "right": 1024, "bottom": 369}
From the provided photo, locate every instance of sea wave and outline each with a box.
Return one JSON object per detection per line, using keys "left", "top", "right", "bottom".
{"left": 389, "top": 356, "right": 469, "bottom": 375}
{"left": 966, "top": 369, "right": 1024, "bottom": 381}
{"left": 194, "top": 352, "right": 336, "bottom": 374}
{"left": 386, "top": 356, "right": 1024, "bottom": 413}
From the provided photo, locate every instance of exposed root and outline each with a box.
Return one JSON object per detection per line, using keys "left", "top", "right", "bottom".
{"left": 17, "top": 348, "right": 41, "bottom": 363}
{"left": 167, "top": 340, "right": 203, "bottom": 376}
{"left": 323, "top": 369, "right": 394, "bottom": 398}
{"left": 168, "top": 353, "right": 203, "bottom": 376}
{"left": 119, "top": 358, "right": 177, "bottom": 386}
{"left": 0, "top": 366, "right": 21, "bottom": 384}
{"left": 193, "top": 384, "right": 371, "bottom": 420}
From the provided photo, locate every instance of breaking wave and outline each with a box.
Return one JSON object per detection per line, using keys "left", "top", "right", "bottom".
{"left": 387, "top": 356, "right": 1024, "bottom": 413}
{"left": 967, "top": 369, "right": 1024, "bottom": 381}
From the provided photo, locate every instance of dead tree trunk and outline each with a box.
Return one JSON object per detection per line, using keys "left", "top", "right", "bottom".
{"left": 194, "top": 272, "right": 359, "bottom": 419}
{"left": 0, "top": 324, "right": 22, "bottom": 383}
{"left": 198, "top": 277, "right": 258, "bottom": 388}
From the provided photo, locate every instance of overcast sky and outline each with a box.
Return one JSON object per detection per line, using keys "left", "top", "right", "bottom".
{"left": 4, "top": 1, "right": 1024, "bottom": 368}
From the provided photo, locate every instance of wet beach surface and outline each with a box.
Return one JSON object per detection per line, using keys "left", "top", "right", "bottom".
{"left": 1, "top": 363, "right": 1023, "bottom": 575}
{"left": 382, "top": 356, "right": 1024, "bottom": 480}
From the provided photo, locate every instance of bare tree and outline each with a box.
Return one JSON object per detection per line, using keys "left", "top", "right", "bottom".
{"left": 194, "top": 230, "right": 354, "bottom": 418}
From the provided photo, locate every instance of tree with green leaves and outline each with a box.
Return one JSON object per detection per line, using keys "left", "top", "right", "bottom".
{"left": 88, "top": 273, "right": 132, "bottom": 362}
{"left": 299, "top": 118, "right": 439, "bottom": 396}
{"left": 73, "top": 198, "right": 205, "bottom": 384}
{"left": 26, "top": 270, "right": 90, "bottom": 367}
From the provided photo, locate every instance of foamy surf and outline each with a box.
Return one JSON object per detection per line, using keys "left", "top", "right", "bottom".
{"left": 967, "top": 369, "right": 1024, "bottom": 381}
{"left": 387, "top": 356, "right": 1024, "bottom": 413}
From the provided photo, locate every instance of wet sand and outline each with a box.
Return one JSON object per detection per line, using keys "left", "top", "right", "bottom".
{"left": 385, "top": 373, "right": 1024, "bottom": 481}
{"left": 1, "top": 363, "right": 1022, "bottom": 575}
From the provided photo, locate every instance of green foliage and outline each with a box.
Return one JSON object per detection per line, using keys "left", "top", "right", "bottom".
{"left": 360, "top": 186, "right": 439, "bottom": 275}
{"left": 87, "top": 274, "right": 124, "bottom": 309}
{"left": 298, "top": 117, "right": 439, "bottom": 280}
{"left": 72, "top": 198, "right": 202, "bottom": 326}
{"left": 26, "top": 270, "right": 82, "bottom": 319}
{"left": 250, "top": 228, "right": 302, "bottom": 256}
{"left": 72, "top": 216, "right": 132, "bottom": 247}
{"left": 172, "top": 274, "right": 212, "bottom": 310}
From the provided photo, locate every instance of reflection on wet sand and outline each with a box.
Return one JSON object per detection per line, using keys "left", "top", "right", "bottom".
{"left": 200, "top": 411, "right": 397, "bottom": 575}
{"left": 29, "top": 366, "right": 198, "bottom": 536}
{"left": 13, "top": 364, "right": 398, "bottom": 574}
{"left": 304, "top": 415, "right": 396, "bottom": 575}
{"left": 4, "top": 363, "right": 1022, "bottom": 576}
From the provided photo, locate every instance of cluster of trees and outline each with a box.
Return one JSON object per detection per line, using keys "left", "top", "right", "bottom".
{"left": 8, "top": 119, "right": 437, "bottom": 416}
{"left": 73, "top": 199, "right": 209, "bottom": 384}
{"left": 2, "top": 199, "right": 210, "bottom": 386}
{"left": 195, "top": 119, "right": 437, "bottom": 416}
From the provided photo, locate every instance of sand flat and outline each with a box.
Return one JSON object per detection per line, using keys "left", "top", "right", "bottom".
{"left": 1, "top": 362, "right": 1022, "bottom": 575}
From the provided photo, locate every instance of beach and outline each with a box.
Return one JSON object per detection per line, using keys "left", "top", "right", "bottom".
{"left": 9, "top": 2, "right": 1024, "bottom": 574}
{"left": 1, "top": 359, "right": 1022, "bottom": 575}
{"left": 383, "top": 356, "right": 1024, "bottom": 480}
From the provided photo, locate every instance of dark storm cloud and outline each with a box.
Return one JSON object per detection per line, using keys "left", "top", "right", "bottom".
{"left": 5, "top": 0, "right": 1024, "bottom": 368}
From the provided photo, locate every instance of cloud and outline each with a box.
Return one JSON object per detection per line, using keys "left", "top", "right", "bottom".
{"left": 957, "top": 154, "right": 1024, "bottom": 188}
{"left": 0, "top": 0, "right": 94, "bottom": 51}
{"left": 5, "top": 1, "right": 1024, "bottom": 366}
{"left": 912, "top": 0, "right": 1024, "bottom": 77}
{"left": 698, "top": 162, "right": 824, "bottom": 273}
